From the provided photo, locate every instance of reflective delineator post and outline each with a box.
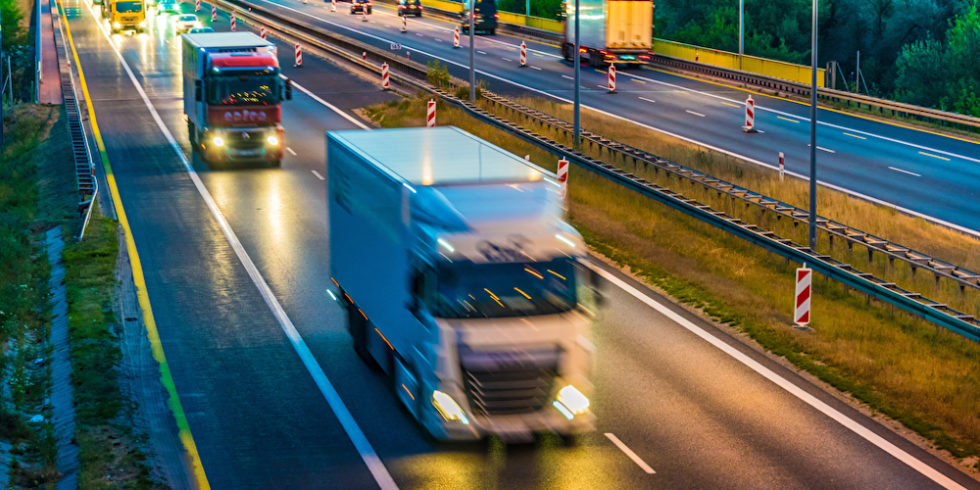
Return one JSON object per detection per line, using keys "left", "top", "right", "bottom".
{"left": 779, "top": 152, "right": 785, "bottom": 181}
{"left": 230, "top": 11, "right": 236, "bottom": 31}
{"left": 195, "top": 0, "right": 199, "bottom": 12}
{"left": 401, "top": 15, "right": 407, "bottom": 33}
{"left": 557, "top": 158, "right": 569, "bottom": 200}
{"left": 743, "top": 95, "right": 758, "bottom": 133}
{"left": 453, "top": 26, "right": 460, "bottom": 48}
{"left": 362, "top": 51, "right": 367, "bottom": 61}
{"left": 519, "top": 41, "right": 527, "bottom": 68}
{"left": 260, "top": 27, "right": 267, "bottom": 40}
{"left": 381, "top": 62, "right": 390, "bottom": 90}
{"left": 331, "top": 0, "right": 336, "bottom": 11}
{"left": 426, "top": 99, "right": 436, "bottom": 127}
{"left": 211, "top": 5, "right": 216, "bottom": 22}
{"left": 607, "top": 64, "right": 616, "bottom": 93}
{"left": 294, "top": 44, "right": 302, "bottom": 67}
{"left": 794, "top": 265, "right": 812, "bottom": 328}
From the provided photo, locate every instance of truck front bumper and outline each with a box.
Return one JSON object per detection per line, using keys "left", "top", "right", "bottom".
{"left": 424, "top": 394, "right": 596, "bottom": 441}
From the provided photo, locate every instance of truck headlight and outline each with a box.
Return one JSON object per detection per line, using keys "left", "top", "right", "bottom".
{"left": 138, "top": 20, "right": 146, "bottom": 27}
{"left": 553, "top": 385, "right": 589, "bottom": 420}
{"left": 211, "top": 136, "right": 225, "bottom": 147}
{"left": 266, "top": 135, "right": 280, "bottom": 146}
{"left": 432, "top": 390, "right": 469, "bottom": 425}
{"left": 113, "top": 21, "right": 122, "bottom": 28}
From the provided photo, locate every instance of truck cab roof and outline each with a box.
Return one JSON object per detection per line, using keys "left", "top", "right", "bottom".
{"left": 182, "top": 32, "right": 274, "bottom": 50}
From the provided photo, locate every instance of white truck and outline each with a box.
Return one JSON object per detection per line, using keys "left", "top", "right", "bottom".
{"left": 327, "top": 127, "right": 599, "bottom": 441}
{"left": 561, "top": 0, "right": 654, "bottom": 66}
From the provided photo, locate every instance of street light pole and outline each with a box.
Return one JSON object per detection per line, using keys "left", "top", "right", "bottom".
{"left": 573, "top": 0, "right": 580, "bottom": 148}
{"left": 738, "top": 0, "right": 744, "bottom": 70}
{"left": 469, "top": 0, "right": 476, "bottom": 102}
{"left": 808, "top": 0, "right": 818, "bottom": 249}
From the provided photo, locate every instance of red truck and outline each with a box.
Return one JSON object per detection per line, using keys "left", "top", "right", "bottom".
{"left": 181, "top": 32, "right": 292, "bottom": 166}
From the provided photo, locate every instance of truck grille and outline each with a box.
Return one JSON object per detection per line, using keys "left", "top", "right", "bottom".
{"left": 459, "top": 346, "right": 559, "bottom": 417}
{"left": 227, "top": 130, "right": 264, "bottom": 150}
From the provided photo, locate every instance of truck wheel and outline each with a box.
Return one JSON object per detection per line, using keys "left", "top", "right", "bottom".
{"left": 187, "top": 121, "right": 197, "bottom": 145}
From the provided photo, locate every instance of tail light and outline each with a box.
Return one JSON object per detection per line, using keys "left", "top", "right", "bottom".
{"left": 639, "top": 54, "right": 650, "bottom": 59}
{"left": 494, "top": 13, "right": 499, "bottom": 19}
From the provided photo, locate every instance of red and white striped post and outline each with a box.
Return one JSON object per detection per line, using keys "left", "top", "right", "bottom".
{"left": 294, "top": 44, "right": 303, "bottom": 67}
{"left": 557, "top": 158, "right": 569, "bottom": 200}
{"left": 794, "top": 265, "right": 812, "bottom": 327}
{"left": 230, "top": 11, "right": 236, "bottom": 31}
{"left": 362, "top": 51, "right": 367, "bottom": 61}
{"left": 607, "top": 64, "right": 616, "bottom": 93}
{"left": 743, "top": 95, "right": 758, "bottom": 133}
{"left": 211, "top": 5, "right": 217, "bottom": 22}
{"left": 194, "top": 0, "right": 199, "bottom": 12}
{"left": 381, "top": 62, "right": 390, "bottom": 90}
{"left": 331, "top": 0, "right": 336, "bottom": 11}
{"left": 426, "top": 99, "right": 436, "bottom": 127}
{"left": 778, "top": 151, "right": 785, "bottom": 181}
{"left": 401, "top": 15, "right": 407, "bottom": 33}
{"left": 453, "top": 27, "right": 460, "bottom": 48}
{"left": 519, "top": 41, "right": 527, "bottom": 67}
{"left": 695, "top": 50, "right": 699, "bottom": 62}
{"left": 260, "top": 27, "right": 267, "bottom": 39}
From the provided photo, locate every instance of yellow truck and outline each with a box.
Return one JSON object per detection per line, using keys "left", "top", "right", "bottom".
{"left": 561, "top": 0, "right": 654, "bottom": 66}
{"left": 102, "top": 0, "right": 147, "bottom": 33}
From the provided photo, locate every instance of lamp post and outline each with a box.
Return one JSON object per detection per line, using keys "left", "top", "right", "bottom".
{"left": 738, "top": 0, "right": 743, "bottom": 70}
{"left": 808, "top": 0, "right": 818, "bottom": 250}
{"left": 469, "top": 0, "right": 475, "bottom": 101}
{"left": 573, "top": 0, "right": 580, "bottom": 148}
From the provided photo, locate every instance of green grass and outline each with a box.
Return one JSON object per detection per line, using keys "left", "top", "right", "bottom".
{"left": 479, "top": 96, "right": 980, "bottom": 320}
{"left": 63, "top": 211, "right": 155, "bottom": 489}
{"left": 362, "top": 95, "right": 980, "bottom": 471}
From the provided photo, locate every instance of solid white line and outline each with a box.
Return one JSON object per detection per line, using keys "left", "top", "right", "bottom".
{"left": 685, "top": 109, "right": 706, "bottom": 118}
{"left": 889, "top": 166, "right": 921, "bottom": 177}
{"left": 638, "top": 97, "right": 656, "bottom": 104}
{"left": 253, "top": 0, "right": 980, "bottom": 239}
{"left": 84, "top": 5, "right": 396, "bottom": 489}
{"left": 311, "top": 169, "right": 325, "bottom": 180}
{"left": 587, "top": 264, "right": 966, "bottom": 490}
{"left": 605, "top": 433, "right": 656, "bottom": 474}
{"left": 286, "top": 147, "right": 297, "bottom": 156}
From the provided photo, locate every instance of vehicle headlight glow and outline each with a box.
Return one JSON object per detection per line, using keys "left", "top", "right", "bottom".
{"left": 211, "top": 136, "right": 224, "bottom": 147}
{"left": 138, "top": 20, "right": 146, "bottom": 26}
{"left": 266, "top": 135, "right": 280, "bottom": 146}
{"left": 432, "top": 390, "right": 469, "bottom": 425}
{"left": 113, "top": 21, "right": 122, "bottom": 28}
{"left": 555, "top": 384, "right": 590, "bottom": 418}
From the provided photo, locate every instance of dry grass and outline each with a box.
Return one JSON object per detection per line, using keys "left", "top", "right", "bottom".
{"left": 362, "top": 95, "right": 980, "bottom": 471}
{"left": 481, "top": 96, "right": 980, "bottom": 319}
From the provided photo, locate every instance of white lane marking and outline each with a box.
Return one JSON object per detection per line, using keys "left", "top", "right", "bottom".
{"left": 477, "top": 50, "right": 487, "bottom": 55}
{"left": 502, "top": 57, "right": 512, "bottom": 62}
{"left": 253, "top": 0, "right": 979, "bottom": 238}
{"left": 84, "top": 6, "right": 396, "bottom": 489}
{"left": 311, "top": 169, "right": 326, "bottom": 180}
{"left": 605, "top": 433, "right": 656, "bottom": 474}
{"left": 685, "top": 109, "right": 706, "bottom": 118}
{"left": 889, "top": 166, "right": 922, "bottom": 177}
{"left": 918, "top": 151, "right": 950, "bottom": 161}
{"left": 415, "top": 33, "right": 423, "bottom": 37}
{"left": 596, "top": 84, "right": 608, "bottom": 89}
{"left": 562, "top": 74, "right": 574, "bottom": 80}
{"left": 638, "top": 97, "right": 656, "bottom": 104}
{"left": 808, "top": 144, "right": 836, "bottom": 154}
{"left": 530, "top": 66, "right": 542, "bottom": 71}
{"left": 433, "top": 37, "right": 442, "bottom": 42}
{"left": 588, "top": 264, "right": 967, "bottom": 490}
{"left": 286, "top": 147, "right": 297, "bottom": 156}
{"left": 290, "top": 81, "right": 370, "bottom": 130}
{"left": 628, "top": 69, "right": 980, "bottom": 164}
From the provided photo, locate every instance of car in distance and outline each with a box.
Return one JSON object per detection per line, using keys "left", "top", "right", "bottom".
{"left": 175, "top": 14, "right": 202, "bottom": 33}
{"left": 397, "top": 0, "right": 422, "bottom": 16}
{"left": 350, "top": 0, "right": 371, "bottom": 14}
{"left": 188, "top": 26, "right": 214, "bottom": 33}
{"left": 157, "top": 0, "right": 180, "bottom": 14}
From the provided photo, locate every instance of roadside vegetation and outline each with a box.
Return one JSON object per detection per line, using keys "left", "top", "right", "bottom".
{"left": 361, "top": 94, "right": 980, "bottom": 473}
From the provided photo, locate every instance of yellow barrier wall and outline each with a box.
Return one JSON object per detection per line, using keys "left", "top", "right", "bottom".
{"left": 423, "top": 1, "right": 562, "bottom": 31}
{"left": 422, "top": 0, "right": 463, "bottom": 14}
{"left": 652, "top": 39, "right": 824, "bottom": 87}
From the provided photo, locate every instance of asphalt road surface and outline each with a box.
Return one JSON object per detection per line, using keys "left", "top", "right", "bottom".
{"left": 61, "top": 0, "right": 980, "bottom": 487}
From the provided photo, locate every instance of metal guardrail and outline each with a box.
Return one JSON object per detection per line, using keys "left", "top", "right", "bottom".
{"left": 218, "top": 0, "right": 980, "bottom": 342}
{"left": 51, "top": 0, "right": 98, "bottom": 239}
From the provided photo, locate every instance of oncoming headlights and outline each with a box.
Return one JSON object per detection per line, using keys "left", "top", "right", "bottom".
{"left": 553, "top": 384, "right": 590, "bottom": 420}
{"left": 266, "top": 135, "right": 280, "bottom": 146}
{"left": 432, "top": 390, "right": 469, "bottom": 425}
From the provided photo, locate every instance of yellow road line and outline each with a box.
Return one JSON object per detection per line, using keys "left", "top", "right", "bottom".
{"left": 777, "top": 115, "right": 800, "bottom": 124}
{"left": 60, "top": 2, "right": 210, "bottom": 488}
{"left": 843, "top": 132, "right": 867, "bottom": 140}
{"left": 720, "top": 101, "right": 739, "bottom": 108}
{"left": 631, "top": 78, "right": 646, "bottom": 84}
{"left": 918, "top": 151, "right": 951, "bottom": 161}
{"left": 643, "top": 65, "right": 980, "bottom": 146}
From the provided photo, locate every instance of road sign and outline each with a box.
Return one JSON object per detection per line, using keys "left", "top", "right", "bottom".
{"left": 389, "top": 42, "right": 401, "bottom": 51}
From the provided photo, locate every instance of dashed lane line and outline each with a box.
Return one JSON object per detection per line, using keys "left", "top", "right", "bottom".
{"left": 312, "top": 170, "right": 325, "bottom": 180}
{"left": 685, "top": 109, "right": 706, "bottom": 118}
{"left": 889, "top": 166, "right": 922, "bottom": 177}
{"left": 286, "top": 147, "right": 297, "bottom": 156}
{"left": 605, "top": 433, "right": 656, "bottom": 474}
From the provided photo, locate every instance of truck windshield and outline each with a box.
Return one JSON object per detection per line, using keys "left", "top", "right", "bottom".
{"left": 208, "top": 72, "right": 279, "bottom": 105}
{"left": 432, "top": 259, "right": 577, "bottom": 318}
{"left": 115, "top": 1, "right": 142, "bottom": 12}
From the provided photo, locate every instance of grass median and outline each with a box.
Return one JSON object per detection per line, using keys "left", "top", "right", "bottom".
{"left": 361, "top": 95, "right": 980, "bottom": 472}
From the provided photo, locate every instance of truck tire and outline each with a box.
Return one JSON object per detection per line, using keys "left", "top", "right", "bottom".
{"left": 187, "top": 120, "right": 197, "bottom": 145}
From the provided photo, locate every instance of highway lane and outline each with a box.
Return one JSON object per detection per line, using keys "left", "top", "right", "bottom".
{"left": 65, "top": 0, "right": 980, "bottom": 487}
{"left": 236, "top": 0, "right": 980, "bottom": 232}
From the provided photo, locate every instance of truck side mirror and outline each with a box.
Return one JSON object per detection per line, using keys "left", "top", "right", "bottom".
{"left": 588, "top": 268, "right": 605, "bottom": 307}
{"left": 284, "top": 78, "right": 293, "bottom": 100}
{"left": 194, "top": 79, "right": 202, "bottom": 102}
